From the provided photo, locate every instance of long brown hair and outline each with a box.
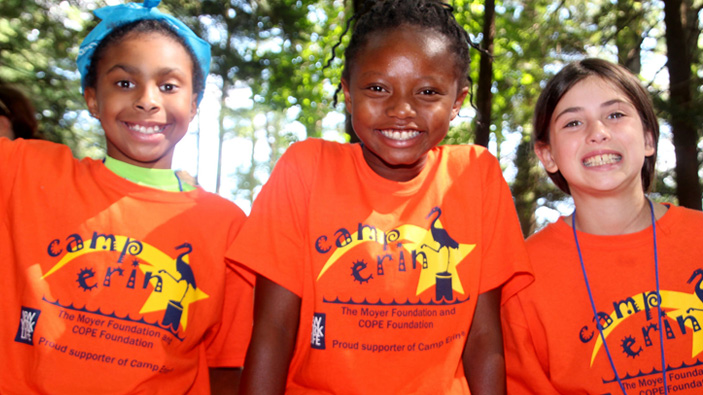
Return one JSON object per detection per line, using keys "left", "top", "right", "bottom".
{"left": 533, "top": 58, "right": 659, "bottom": 194}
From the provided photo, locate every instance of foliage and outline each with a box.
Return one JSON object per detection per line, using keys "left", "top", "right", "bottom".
{"left": 166, "top": 0, "right": 348, "bottom": 198}
{"left": 6, "top": 0, "right": 703, "bottom": 226}
{"left": 0, "top": 0, "right": 104, "bottom": 157}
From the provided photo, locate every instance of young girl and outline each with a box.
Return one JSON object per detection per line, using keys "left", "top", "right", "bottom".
{"left": 503, "top": 58, "right": 703, "bottom": 394}
{"left": 1, "top": 1, "right": 253, "bottom": 393}
{"left": 228, "top": 1, "right": 532, "bottom": 393}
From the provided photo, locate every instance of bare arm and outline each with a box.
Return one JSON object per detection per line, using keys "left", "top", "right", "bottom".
{"left": 463, "top": 287, "right": 505, "bottom": 395}
{"left": 239, "top": 275, "right": 301, "bottom": 395}
{"left": 209, "top": 367, "right": 242, "bottom": 395}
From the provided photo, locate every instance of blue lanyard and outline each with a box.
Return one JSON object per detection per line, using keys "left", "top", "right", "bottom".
{"left": 572, "top": 198, "right": 667, "bottom": 394}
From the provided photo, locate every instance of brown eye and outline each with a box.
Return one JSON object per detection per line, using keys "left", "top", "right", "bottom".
{"left": 160, "top": 83, "right": 178, "bottom": 93}
{"left": 116, "top": 80, "right": 134, "bottom": 89}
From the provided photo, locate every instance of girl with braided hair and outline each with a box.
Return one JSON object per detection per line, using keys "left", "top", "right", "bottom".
{"left": 229, "top": 1, "right": 532, "bottom": 393}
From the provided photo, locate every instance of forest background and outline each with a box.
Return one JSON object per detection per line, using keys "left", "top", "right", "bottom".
{"left": 2, "top": 0, "right": 702, "bottom": 236}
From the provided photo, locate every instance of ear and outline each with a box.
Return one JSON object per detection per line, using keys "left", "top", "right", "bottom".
{"left": 341, "top": 78, "right": 353, "bottom": 114}
{"left": 534, "top": 141, "right": 559, "bottom": 173}
{"left": 450, "top": 86, "right": 469, "bottom": 120}
{"left": 84, "top": 87, "right": 99, "bottom": 119}
{"left": 644, "top": 129, "right": 656, "bottom": 157}
{"left": 0, "top": 115, "right": 14, "bottom": 139}
{"left": 190, "top": 94, "right": 198, "bottom": 121}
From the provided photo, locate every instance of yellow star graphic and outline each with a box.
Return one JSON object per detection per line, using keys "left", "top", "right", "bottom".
{"left": 590, "top": 290, "right": 703, "bottom": 365}
{"left": 317, "top": 223, "right": 427, "bottom": 280}
{"left": 43, "top": 235, "right": 208, "bottom": 331}
{"left": 315, "top": 220, "right": 474, "bottom": 298}
{"left": 399, "top": 221, "right": 475, "bottom": 296}
{"left": 136, "top": 244, "right": 209, "bottom": 331}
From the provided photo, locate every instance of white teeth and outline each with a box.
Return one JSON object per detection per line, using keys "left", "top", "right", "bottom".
{"left": 380, "top": 129, "right": 420, "bottom": 141}
{"left": 583, "top": 153, "right": 622, "bottom": 167}
{"left": 127, "top": 123, "right": 164, "bottom": 134}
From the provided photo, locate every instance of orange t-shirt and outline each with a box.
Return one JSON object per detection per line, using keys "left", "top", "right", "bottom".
{"left": 504, "top": 205, "right": 703, "bottom": 394}
{"left": 0, "top": 138, "right": 253, "bottom": 394}
{"left": 228, "top": 138, "right": 532, "bottom": 394}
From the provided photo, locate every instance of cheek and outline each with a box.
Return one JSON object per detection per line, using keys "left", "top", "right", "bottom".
{"left": 351, "top": 100, "right": 378, "bottom": 121}
{"left": 544, "top": 137, "right": 570, "bottom": 164}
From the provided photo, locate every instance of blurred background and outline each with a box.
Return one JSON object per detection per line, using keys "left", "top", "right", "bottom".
{"left": 2, "top": 0, "right": 700, "bottom": 236}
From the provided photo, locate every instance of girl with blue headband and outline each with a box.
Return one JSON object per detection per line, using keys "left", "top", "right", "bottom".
{"left": 0, "top": 1, "right": 253, "bottom": 393}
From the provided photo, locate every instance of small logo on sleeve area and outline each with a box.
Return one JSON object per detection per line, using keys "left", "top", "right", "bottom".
{"left": 15, "top": 307, "right": 41, "bottom": 345}
{"left": 311, "top": 312, "right": 326, "bottom": 350}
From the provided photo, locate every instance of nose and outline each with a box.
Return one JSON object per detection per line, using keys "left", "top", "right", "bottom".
{"left": 587, "top": 120, "right": 610, "bottom": 143}
{"left": 386, "top": 93, "right": 416, "bottom": 119}
{"left": 134, "top": 85, "right": 160, "bottom": 113}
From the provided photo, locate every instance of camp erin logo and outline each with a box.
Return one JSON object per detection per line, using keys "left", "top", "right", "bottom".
{"left": 577, "top": 268, "right": 703, "bottom": 378}
{"left": 313, "top": 207, "right": 475, "bottom": 303}
{"left": 42, "top": 232, "right": 209, "bottom": 336}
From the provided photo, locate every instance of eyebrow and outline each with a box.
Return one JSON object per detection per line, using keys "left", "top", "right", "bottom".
{"left": 553, "top": 99, "right": 630, "bottom": 123}
{"left": 105, "top": 64, "right": 186, "bottom": 78}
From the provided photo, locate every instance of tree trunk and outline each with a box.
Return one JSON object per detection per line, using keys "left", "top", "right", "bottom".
{"left": 215, "top": 77, "right": 229, "bottom": 194}
{"left": 474, "top": 0, "right": 495, "bottom": 148}
{"left": 664, "top": 0, "right": 702, "bottom": 209}
{"left": 512, "top": 134, "right": 539, "bottom": 237}
{"left": 616, "top": 0, "right": 644, "bottom": 74}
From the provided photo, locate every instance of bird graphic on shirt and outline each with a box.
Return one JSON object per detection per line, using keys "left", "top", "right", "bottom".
{"left": 422, "top": 207, "right": 458, "bottom": 272}
{"left": 685, "top": 268, "right": 703, "bottom": 316}
{"left": 688, "top": 269, "right": 703, "bottom": 303}
{"left": 160, "top": 242, "right": 197, "bottom": 304}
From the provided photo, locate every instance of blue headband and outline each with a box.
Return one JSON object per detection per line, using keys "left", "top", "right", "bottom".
{"left": 77, "top": 0, "right": 210, "bottom": 104}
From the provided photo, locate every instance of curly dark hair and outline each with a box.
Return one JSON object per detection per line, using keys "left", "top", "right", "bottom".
{"left": 84, "top": 19, "right": 203, "bottom": 98}
{"left": 330, "top": 0, "right": 476, "bottom": 104}
{"left": 0, "top": 85, "right": 40, "bottom": 140}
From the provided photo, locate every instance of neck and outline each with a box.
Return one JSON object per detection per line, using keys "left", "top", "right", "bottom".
{"left": 104, "top": 156, "right": 193, "bottom": 192}
{"left": 569, "top": 189, "right": 655, "bottom": 235}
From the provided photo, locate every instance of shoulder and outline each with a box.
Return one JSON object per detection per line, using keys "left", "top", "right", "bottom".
{"left": 195, "top": 190, "right": 246, "bottom": 220}
{"left": 436, "top": 144, "right": 491, "bottom": 159}
{"left": 275, "top": 138, "right": 355, "bottom": 175}
{"left": 1, "top": 138, "right": 87, "bottom": 177}
{"left": 525, "top": 220, "right": 569, "bottom": 253}
{"left": 1, "top": 137, "right": 74, "bottom": 160}
{"left": 435, "top": 144, "right": 499, "bottom": 169}
{"left": 660, "top": 203, "right": 703, "bottom": 230}
{"left": 667, "top": 204, "right": 703, "bottom": 219}
{"left": 283, "top": 138, "right": 351, "bottom": 158}
{"left": 432, "top": 144, "right": 503, "bottom": 185}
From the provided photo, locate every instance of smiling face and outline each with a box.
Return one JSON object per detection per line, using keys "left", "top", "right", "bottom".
{"left": 84, "top": 31, "right": 197, "bottom": 169}
{"left": 341, "top": 26, "right": 468, "bottom": 182}
{"left": 535, "top": 76, "right": 656, "bottom": 198}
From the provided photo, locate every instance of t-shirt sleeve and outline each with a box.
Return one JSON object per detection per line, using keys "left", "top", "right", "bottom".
{"left": 476, "top": 150, "right": 533, "bottom": 302}
{"left": 205, "top": 264, "right": 254, "bottom": 367}
{"left": 226, "top": 140, "right": 316, "bottom": 297}
{"left": 0, "top": 138, "right": 70, "bottom": 215}
{"left": 1, "top": 138, "right": 23, "bottom": 209}
{"left": 206, "top": 207, "right": 254, "bottom": 367}
{"left": 502, "top": 294, "right": 560, "bottom": 394}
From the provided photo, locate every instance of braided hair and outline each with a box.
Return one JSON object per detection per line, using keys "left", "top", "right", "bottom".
{"left": 330, "top": 0, "right": 477, "bottom": 105}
